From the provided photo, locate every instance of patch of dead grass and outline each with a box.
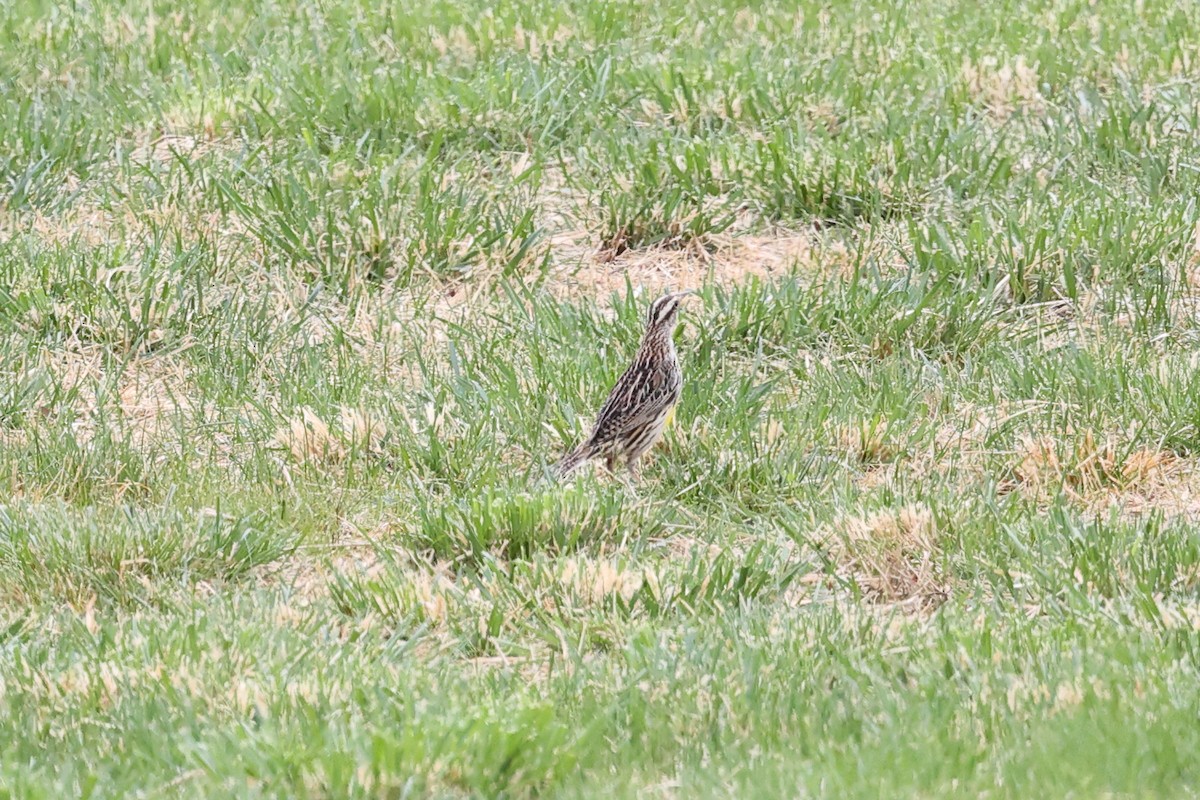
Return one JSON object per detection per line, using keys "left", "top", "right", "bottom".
{"left": 542, "top": 228, "right": 823, "bottom": 301}
{"left": 1152, "top": 595, "right": 1200, "bottom": 630}
{"left": 1092, "top": 459, "right": 1200, "bottom": 520}
{"left": 28, "top": 346, "right": 200, "bottom": 454}
{"left": 273, "top": 406, "right": 387, "bottom": 465}
{"left": 997, "top": 427, "right": 1200, "bottom": 522}
{"left": 834, "top": 419, "right": 899, "bottom": 465}
{"left": 1013, "top": 431, "right": 1177, "bottom": 499}
{"left": 961, "top": 55, "right": 1045, "bottom": 119}
{"left": 823, "top": 503, "right": 949, "bottom": 605}
{"left": 556, "top": 556, "right": 644, "bottom": 605}
{"left": 933, "top": 400, "right": 1039, "bottom": 456}
{"left": 116, "top": 358, "right": 195, "bottom": 450}
{"left": 127, "top": 133, "right": 221, "bottom": 167}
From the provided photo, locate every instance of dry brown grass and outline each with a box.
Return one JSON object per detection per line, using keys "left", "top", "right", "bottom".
{"left": 999, "top": 427, "right": 1200, "bottom": 522}
{"left": 834, "top": 419, "right": 899, "bottom": 465}
{"left": 1012, "top": 430, "right": 1177, "bottom": 499}
{"left": 822, "top": 503, "right": 949, "bottom": 605}
{"left": 1152, "top": 595, "right": 1200, "bottom": 631}
{"left": 961, "top": 55, "right": 1045, "bottom": 119}
{"left": 273, "top": 406, "right": 387, "bottom": 465}
{"left": 542, "top": 228, "right": 819, "bottom": 301}
{"left": 115, "top": 359, "right": 195, "bottom": 450}
{"left": 556, "top": 556, "right": 644, "bottom": 605}
{"left": 1089, "top": 459, "right": 1200, "bottom": 520}
{"left": 27, "top": 346, "right": 199, "bottom": 454}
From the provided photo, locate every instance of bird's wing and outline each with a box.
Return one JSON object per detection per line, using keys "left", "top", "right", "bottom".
{"left": 586, "top": 362, "right": 679, "bottom": 446}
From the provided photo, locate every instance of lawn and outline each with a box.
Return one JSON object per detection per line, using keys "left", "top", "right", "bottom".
{"left": 2, "top": 0, "right": 1200, "bottom": 796}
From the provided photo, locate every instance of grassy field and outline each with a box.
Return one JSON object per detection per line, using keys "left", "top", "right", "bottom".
{"left": 2, "top": 0, "right": 1200, "bottom": 795}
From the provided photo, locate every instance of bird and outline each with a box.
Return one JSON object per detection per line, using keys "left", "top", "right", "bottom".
{"left": 554, "top": 289, "right": 696, "bottom": 479}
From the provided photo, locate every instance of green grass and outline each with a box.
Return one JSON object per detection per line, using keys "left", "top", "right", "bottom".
{"left": 2, "top": 0, "right": 1200, "bottom": 795}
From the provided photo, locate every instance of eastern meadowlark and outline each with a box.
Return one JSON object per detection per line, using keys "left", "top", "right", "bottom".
{"left": 554, "top": 290, "right": 695, "bottom": 479}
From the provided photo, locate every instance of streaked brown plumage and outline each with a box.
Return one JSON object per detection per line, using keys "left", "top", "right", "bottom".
{"left": 555, "top": 290, "right": 695, "bottom": 479}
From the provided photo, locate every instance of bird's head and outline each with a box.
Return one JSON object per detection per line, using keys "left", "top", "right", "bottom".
{"left": 643, "top": 290, "right": 696, "bottom": 337}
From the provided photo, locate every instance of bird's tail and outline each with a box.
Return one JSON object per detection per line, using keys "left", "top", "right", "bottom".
{"left": 552, "top": 445, "right": 591, "bottom": 479}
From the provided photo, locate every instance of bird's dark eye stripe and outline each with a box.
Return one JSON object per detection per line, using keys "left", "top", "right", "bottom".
{"left": 648, "top": 296, "right": 682, "bottom": 325}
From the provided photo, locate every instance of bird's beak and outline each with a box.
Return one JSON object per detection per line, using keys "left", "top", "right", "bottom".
{"left": 673, "top": 289, "right": 698, "bottom": 299}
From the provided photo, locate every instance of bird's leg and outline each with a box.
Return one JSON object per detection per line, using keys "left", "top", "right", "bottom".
{"left": 613, "top": 458, "right": 639, "bottom": 492}
{"left": 604, "top": 455, "right": 617, "bottom": 473}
